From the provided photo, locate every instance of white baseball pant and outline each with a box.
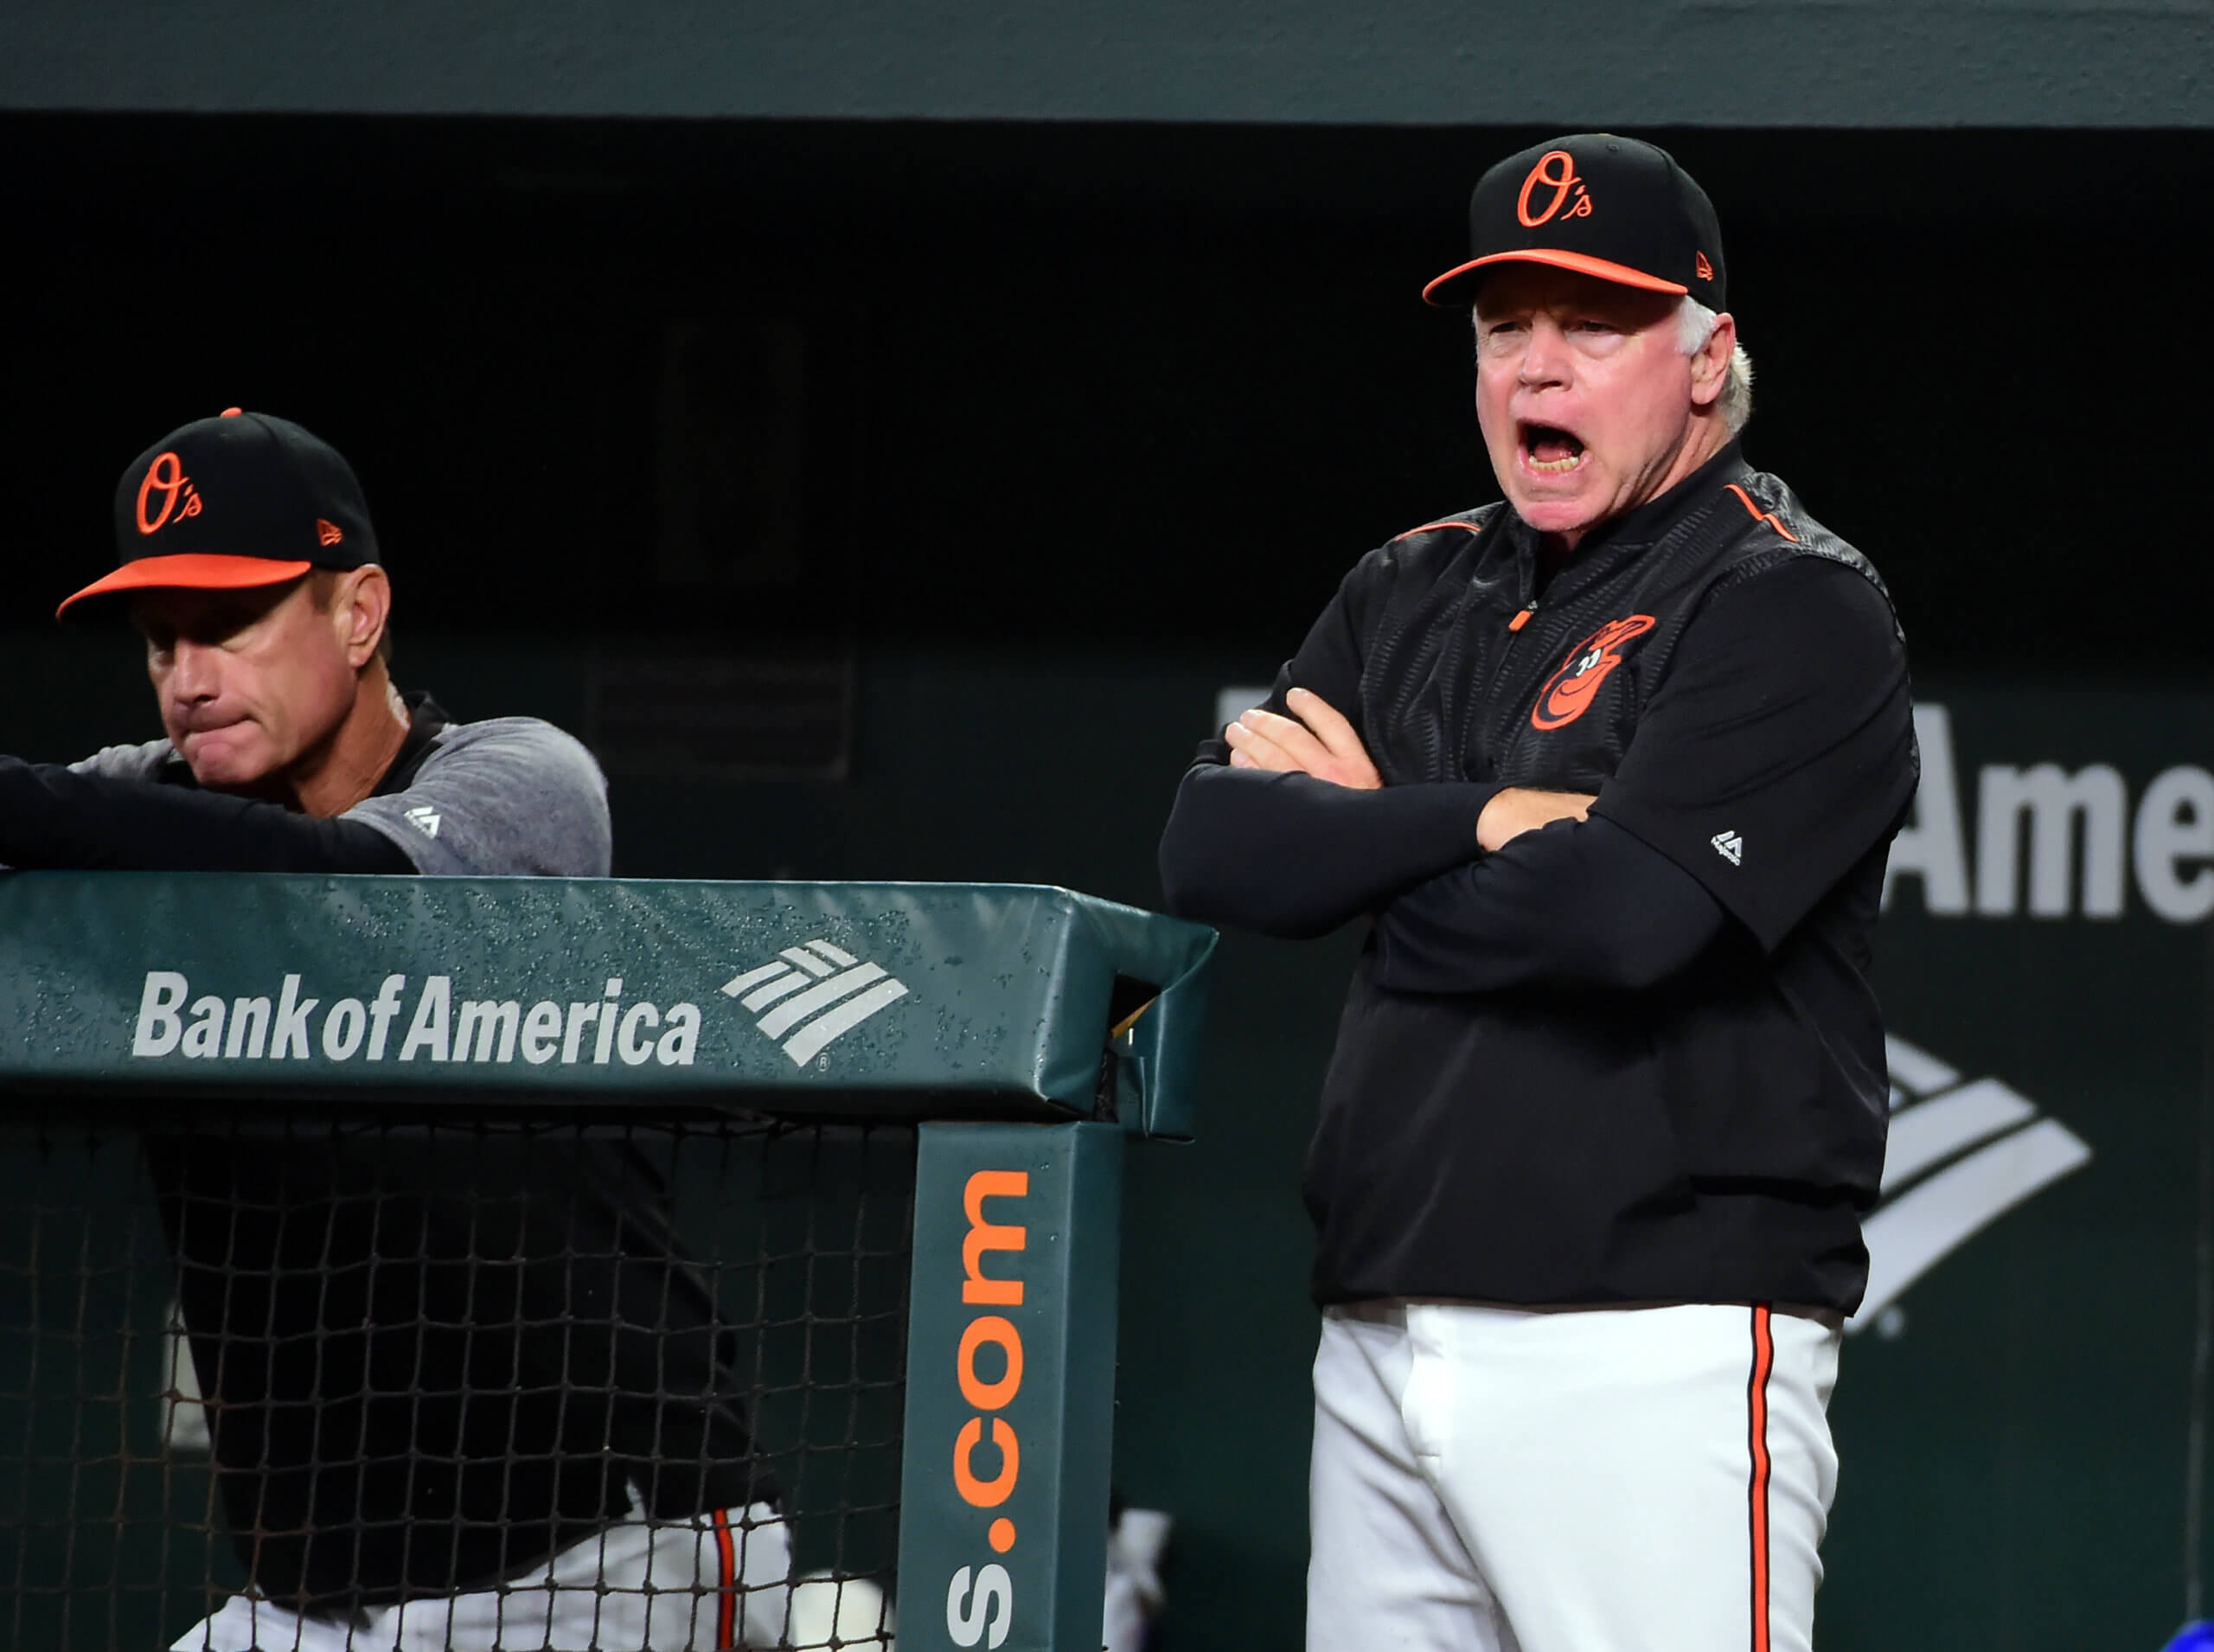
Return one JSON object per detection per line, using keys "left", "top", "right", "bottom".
{"left": 171, "top": 1502, "right": 790, "bottom": 1652}
{"left": 1307, "top": 1300, "right": 1840, "bottom": 1652}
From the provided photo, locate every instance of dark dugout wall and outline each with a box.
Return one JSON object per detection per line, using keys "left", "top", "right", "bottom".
{"left": 5, "top": 4, "right": 2213, "bottom": 1648}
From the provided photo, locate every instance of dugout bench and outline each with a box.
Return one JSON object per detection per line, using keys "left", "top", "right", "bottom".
{"left": 0, "top": 874, "right": 1215, "bottom": 1652}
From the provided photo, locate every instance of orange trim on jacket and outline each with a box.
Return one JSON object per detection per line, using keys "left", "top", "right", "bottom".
{"left": 1724, "top": 483, "right": 1800, "bottom": 544}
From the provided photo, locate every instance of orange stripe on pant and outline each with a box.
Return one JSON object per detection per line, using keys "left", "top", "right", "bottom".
{"left": 1747, "top": 1304, "right": 1775, "bottom": 1652}
{"left": 711, "top": 1508, "right": 739, "bottom": 1650}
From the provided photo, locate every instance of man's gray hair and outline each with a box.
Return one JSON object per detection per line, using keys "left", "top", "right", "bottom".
{"left": 1468, "top": 294, "right": 1756, "bottom": 435}
{"left": 1678, "top": 298, "right": 1754, "bottom": 435}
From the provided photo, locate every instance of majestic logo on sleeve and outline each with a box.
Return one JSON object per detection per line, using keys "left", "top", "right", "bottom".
{"left": 1530, "top": 614, "right": 1656, "bottom": 732}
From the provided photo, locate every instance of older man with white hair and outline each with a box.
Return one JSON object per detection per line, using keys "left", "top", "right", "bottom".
{"left": 1159, "top": 134, "right": 1917, "bottom": 1650}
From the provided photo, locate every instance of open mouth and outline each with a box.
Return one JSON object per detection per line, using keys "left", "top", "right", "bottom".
{"left": 1520, "top": 423, "right": 1586, "bottom": 475}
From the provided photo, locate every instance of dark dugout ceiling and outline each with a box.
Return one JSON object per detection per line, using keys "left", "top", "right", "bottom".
{"left": 3, "top": 0, "right": 2210, "bottom": 128}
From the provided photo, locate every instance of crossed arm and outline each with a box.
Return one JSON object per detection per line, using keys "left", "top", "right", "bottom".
{"left": 1221, "top": 688, "right": 1596, "bottom": 851}
{"left": 0, "top": 757, "right": 413, "bottom": 872}
{"left": 1160, "top": 689, "right": 1727, "bottom": 992}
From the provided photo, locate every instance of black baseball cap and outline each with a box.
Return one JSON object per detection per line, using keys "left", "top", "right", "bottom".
{"left": 1423, "top": 134, "right": 1726, "bottom": 312}
{"left": 58, "top": 409, "right": 381, "bottom": 618}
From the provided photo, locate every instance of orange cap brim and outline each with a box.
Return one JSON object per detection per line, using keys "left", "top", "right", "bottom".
{"left": 1423, "top": 249, "right": 1690, "bottom": 307}
{"left": 56, "top": 554, "right": 314, "bottom": 620}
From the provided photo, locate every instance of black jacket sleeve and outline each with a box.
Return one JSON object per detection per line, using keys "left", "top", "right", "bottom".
{"left": 1158, "top": 554, "right": 1501, "bottom": 938}
{"left": 1161, "top": 766, "right": 1503, "bottom": 939}
{"left": 1590, "top": 557, "right": 1917, "bottom": 951}
{"left": 0, "top": 759, "right": 417, "bottom": 874}
{"left": 1370, "top": 815, "right": 1727, "bottom": 993}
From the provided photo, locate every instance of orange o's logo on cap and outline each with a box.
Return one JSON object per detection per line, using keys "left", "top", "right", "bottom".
{"left": 317, "top": 518, "right": 344, "bottom": 547}
{"left": 135, "top": 451, "right": 204, "bottom": 535}
{"left": 1695, "top": 251, "right": 1714, "bottom": 282}
{"left": 1517, "top": 150, "right": 1593, "bottom": 228}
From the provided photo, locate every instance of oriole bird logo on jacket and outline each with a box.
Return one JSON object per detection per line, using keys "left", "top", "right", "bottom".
{"left": 1531, "top": 615, "right": 1656, "bottom": 731}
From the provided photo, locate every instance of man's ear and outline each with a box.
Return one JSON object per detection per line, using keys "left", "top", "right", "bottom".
{"left": 1689, "top": 312, "right": 1737, "bottom": 411}
{"left": 334, "top": 567, "right": 392, "bottom": 669}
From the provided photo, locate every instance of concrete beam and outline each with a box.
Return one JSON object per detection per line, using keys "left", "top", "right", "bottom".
{"left": 4, "top": 0, "right": 2208, "bottom": 127}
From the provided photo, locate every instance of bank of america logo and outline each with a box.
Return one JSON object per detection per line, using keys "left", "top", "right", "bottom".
{"left": 1849, "top": 1034, "right": 2093, "bottom": 1335}
{"left": 721, "top": 940, "right": 911, "bottom": 1066}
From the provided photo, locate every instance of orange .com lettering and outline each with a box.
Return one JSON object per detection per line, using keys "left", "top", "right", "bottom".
{"left": 953, "top": 1169, "right": 1027, "bottom": 1546}
{"left": 959, "top": 1316, "right": 1024, "bottom": 1410}
{"left": 954, "top": 1417, "right": 1020, "bottom": 1507}
{"left": 946, "top": 1169, "right": 1031, "bottom": 1644}
{"left": 963, "top": 1170, "right": 1027, "bottom": 1305}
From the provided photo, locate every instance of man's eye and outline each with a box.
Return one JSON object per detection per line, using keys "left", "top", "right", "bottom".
{"left": 189, "top": 608, "right": 254, "bottom": 643}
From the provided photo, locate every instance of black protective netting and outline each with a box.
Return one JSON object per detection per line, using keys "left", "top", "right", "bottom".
{"left": 0, "top": 1104, "right": 914, "bottom": 1652}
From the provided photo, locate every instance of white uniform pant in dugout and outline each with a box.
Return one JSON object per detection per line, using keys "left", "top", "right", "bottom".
{"left": 173, "top": 1502, "right": 790, "bottom": 1652}
{"left": 1307, "top": 1301, "right": 1840, "bottom": 1652}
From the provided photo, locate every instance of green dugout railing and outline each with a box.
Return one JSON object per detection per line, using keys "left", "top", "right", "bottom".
{"left": 0, "top": 874, "right": 1217, "bottom": 1652}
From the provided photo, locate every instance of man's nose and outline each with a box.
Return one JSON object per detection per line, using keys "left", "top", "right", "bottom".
{"left": 165, "top": 640, "right": 222, "bottom": 701}
{"left": 1516, "top": 318, "right": 1571, "bottom": 387}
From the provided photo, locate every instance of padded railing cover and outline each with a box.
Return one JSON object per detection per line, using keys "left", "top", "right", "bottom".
{"left": 0, "top": 876, "right": 1215, "bottom": 1135}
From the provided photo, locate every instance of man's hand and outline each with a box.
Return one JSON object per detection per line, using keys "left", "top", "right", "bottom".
{"left": 1223, "top": 688, "right": 1382, "bottom": 790}
{"left": 1478, "top": 788, "right": 1597, "bottom": 851}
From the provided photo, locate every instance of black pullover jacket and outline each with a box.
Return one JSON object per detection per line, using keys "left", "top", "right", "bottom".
{"left": 1161, "top": 442, "right": 1918, "bottom": 1313}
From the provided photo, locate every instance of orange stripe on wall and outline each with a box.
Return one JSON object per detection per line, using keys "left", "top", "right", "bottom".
{"left": 1748, "top": 1304, "right": 1775, "bottom": 1652}
{"left": 712, "top": 1508, "right": 739, "bottom": 1650}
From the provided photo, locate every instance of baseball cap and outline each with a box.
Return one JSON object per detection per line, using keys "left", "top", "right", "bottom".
{"left": 57, "top": 409, "right": 381, "bottom": 619}
{"left": 1423, "top": 134, "right": 1726, "bottom": 312}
